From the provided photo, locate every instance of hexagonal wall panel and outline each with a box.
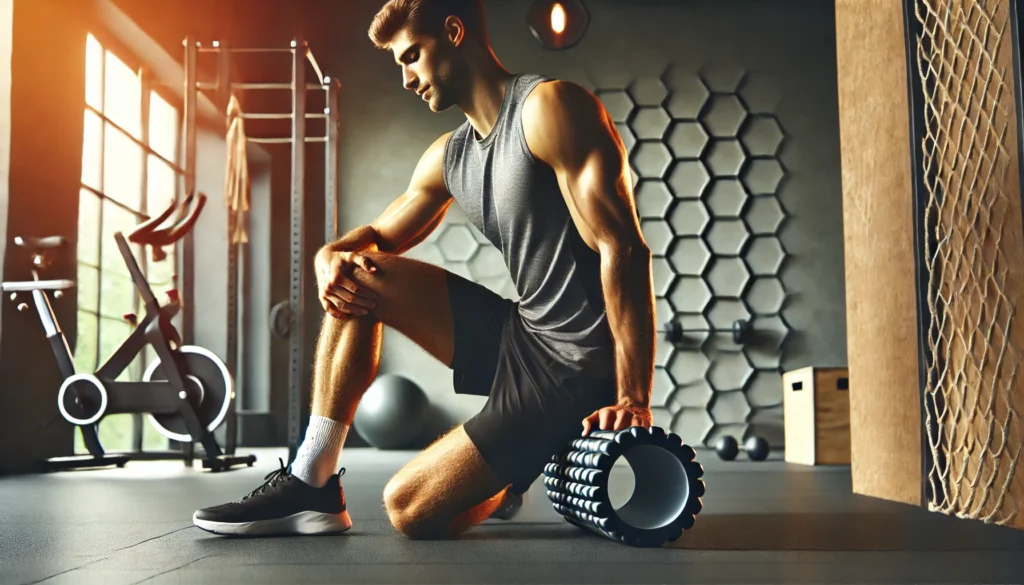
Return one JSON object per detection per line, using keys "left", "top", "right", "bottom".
{"left": 668, "top": 381, "right": 714, "bottom": 410}
{"left": 668, "top": 237, "right": 711, "bottom": 275}
{"left": 666, "top": 121, "right": 709, "bottom": 159}
{"left": 705, "top": 257, "right": 750, "bottom": 298}
{"left": 701, "top": 95, "right": 747, "bottom": 138}
{"left": 632, "top": 142, "right": 673, "bottom": 178}
{"left": 667, "top": 349, "right": 710, "bottom": 386}
{"left": 468, "top": 245, "right": 505, "bottom": 280}
{"left": 744, "top": 197, "right": 787, "bottom": 235}
{"left": 710, "top": 390, "right": 752, "bottom": 424}
{"left": 671, "top": 407, "right": 714, "bottom": 446}
{"left": 744, "top": 314, "right": 790, "bottom": 370}
{"left": 668, "top": 276, "right": 712, "bottom": 313}
{"left": 410, "top": 242, "right": 445, "bottom": 267}
{"left": 636, "top": 180, "right": 673, "bottom": 218}
{"left": 445, "top": 261, "right": 473, "bottom": 282}
{"left": 741, "top": 116, "right": 785, "bottom": 157}
{"left": 705, "top": 219, "right": 750, "bottom": 256}
{"left": 616, "top": 123, "right": 636, "bottom": 153}
{"left": 662, "top": 67, "right": 710, "bottom": 119}
{"left": 651, "top": 367, "right": 675, "bottom": 408}
{"left": 631, "top": 106, "right": 672, "bottom": 140}
{"left": 705, "top": 298, "right": 751, "bottom": 329}
{"left": 668, "top": 199, "right": 710, "bottom": 236}
{"left": 739, "top": 71, "right": 782, "bottom": 114}
{"left": 437, "top": 224, "right": 478, "bottom": 262}
{"left": 651, "top": 257, "right": 675, "bottom": 297}
{"left": 742, "top": 159, "right": 785, "bottom": 195}
{"left": 744, "top": 236, "right": 787, "bottom": 276}
{"left": 747, "top": 277, "right": 787, "bottom": 315}
{"left": 641, "top": 219, "right": 673, "bottom": 256}
{"left": 705, "top": 140, "right": 746, "bottom": 177}
{"left": 655, "top": 298, "right": 674, "bottom": 327}
{"left": 707, "top": 351, "right": 754, "bottom": 391}
{"left": 598, "top": 89, "right": 635, "bottom": 124}
{"left": 655, "top": 342, "right": 673, "bottom": 368}
{"left": 666, "top": 160, "right": 710, "bottom": 199}
{"left": 629, "top": 77, "right": 669, "bottom": 107}
{"left": 706, "top": 179, "right": 748, "bottom": 217}
{"left": 746, "top": 370, "right": 782, "bottom": 408}
{"left": 699, "top": 61, "right": 746, "bottom": 93}
{"left": 748, "top": 405, "right": 784, "bottom": 446}
{"left": 469, "top": 223, "right": 490, "bottom": 245}
{"left": 676, "top": 313, "right": 711, "bottom": 335}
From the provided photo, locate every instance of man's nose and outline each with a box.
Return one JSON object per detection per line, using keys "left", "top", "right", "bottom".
{"left": 403, "top": 68, "right": 418, "bottom": 91}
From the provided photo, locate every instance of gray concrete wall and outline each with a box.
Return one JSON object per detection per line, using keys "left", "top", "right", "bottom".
{"left": 330, "top": 0, "right": 846, "bottom": 448}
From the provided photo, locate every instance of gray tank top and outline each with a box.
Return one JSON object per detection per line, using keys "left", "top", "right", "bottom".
{"left": 443, "top": 73, "right": 614, "bottom": 378}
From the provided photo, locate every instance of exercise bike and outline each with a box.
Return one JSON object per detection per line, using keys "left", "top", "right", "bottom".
{"left": 2, "top": 191, "right": 256, "bottom": 472}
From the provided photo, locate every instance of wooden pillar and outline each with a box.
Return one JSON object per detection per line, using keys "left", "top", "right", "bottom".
{"left": 837, "top": 0, "right": 1024, "bottom": 530}
{"left": 834, "top": 0, "right": 924, "bottom": 507}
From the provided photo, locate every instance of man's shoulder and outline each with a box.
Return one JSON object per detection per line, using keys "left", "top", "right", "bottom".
{"left": 523, "top": 78, "right": 599, "bottom": 121}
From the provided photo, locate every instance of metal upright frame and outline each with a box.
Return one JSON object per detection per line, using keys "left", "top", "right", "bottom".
{"left": 182, "top": 37, "right": 341, "bottom": 459}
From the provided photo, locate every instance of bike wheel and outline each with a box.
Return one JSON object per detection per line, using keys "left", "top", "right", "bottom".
{"left": 142, "top": 345, "right": 233, "bottom": 442}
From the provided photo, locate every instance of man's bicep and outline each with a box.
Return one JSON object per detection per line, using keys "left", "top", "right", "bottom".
{"left": 371, "top": 133, "right": 453, "bottom": 253}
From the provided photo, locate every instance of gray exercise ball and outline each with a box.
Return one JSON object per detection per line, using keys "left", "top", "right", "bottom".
{"left": 353, "top": 374, "right": 430, "bottom": 450}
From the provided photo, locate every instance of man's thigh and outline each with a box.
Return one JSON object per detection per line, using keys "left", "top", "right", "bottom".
{"left": 346, "top": 251, "right": 510, "bottom": 374}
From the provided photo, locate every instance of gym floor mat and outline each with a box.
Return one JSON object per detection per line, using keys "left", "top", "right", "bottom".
{"left": 2, "top": 448, "right": 1023, "bottom": 585}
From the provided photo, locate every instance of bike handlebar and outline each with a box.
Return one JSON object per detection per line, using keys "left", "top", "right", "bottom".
{"left": 127, "top": 191, "right": 207, "bottom": 248}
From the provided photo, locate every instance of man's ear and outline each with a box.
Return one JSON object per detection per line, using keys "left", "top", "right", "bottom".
{"left": 444, "top": 15, "right": 465, "bottom": 46}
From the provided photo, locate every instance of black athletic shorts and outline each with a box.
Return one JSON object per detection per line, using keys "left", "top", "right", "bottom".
{"left": 446, "top": 272, "right": 617, "bottom": 494}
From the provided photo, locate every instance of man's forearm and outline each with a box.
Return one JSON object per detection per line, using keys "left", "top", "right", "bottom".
{"left": 600, "top": 243, "right": 655, "bottom": 406}
{"left": 322, "top": 225, "right": 381, "bottom": 254}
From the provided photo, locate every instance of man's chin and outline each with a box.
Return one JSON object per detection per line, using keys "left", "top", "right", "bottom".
{"left": 427, "top": 97, "right": 454, "bottom": 113}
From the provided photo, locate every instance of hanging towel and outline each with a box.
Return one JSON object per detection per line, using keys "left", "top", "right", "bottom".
{"left": 224, "top": 94, "right": 250, "bottom": 244}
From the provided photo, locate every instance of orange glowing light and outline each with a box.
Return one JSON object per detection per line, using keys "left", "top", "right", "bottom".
{"left": 550, "top": 3, "right": 566, "bottom": 33}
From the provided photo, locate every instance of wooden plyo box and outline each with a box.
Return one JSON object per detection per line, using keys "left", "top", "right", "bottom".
{"left": 783, "top": 366, "right": 851, "bottom": 465}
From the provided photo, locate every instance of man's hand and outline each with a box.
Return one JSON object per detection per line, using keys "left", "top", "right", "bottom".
{"left": 315, "top": 247, "right": 379, "bottom": 319}
{"left": 580, "top": 402, "right": 653, "bottom": 436}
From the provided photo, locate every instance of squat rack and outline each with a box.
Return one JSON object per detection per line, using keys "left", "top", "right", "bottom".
{"left": 181, "top": 37, "right": 340, "bottom": 461}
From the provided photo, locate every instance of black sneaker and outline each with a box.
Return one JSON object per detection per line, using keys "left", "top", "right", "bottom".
{"left": 192, "top": 459, "right": 352, "bottom": 536}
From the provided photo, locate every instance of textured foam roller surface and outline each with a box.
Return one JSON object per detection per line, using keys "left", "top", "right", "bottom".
{"left": 543, "top": 425, "right": 705, "bottom": 547}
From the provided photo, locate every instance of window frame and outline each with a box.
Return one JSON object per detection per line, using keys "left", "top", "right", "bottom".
{"left": 78, "top": 29, "right": 184, "bottom": 375}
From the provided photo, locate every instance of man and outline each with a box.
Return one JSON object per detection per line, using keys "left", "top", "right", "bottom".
{"left": 192, "top": 0, "right": 655, "bottom": 539}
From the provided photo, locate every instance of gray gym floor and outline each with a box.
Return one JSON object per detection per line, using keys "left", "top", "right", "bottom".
{"left": 2, "top": 447, "right": 1023, "bottom": 585}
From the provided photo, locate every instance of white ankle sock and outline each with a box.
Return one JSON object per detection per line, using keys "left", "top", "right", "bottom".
{"left": 290, "top": 415, "right": 349, "bottom": 488}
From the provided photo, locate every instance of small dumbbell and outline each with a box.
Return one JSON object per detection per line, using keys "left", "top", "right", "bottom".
{"left": 661, "top": 318, "right": 752, "bottom": 345}
{"left": 714, "top": 434, "right": 770, "bottom": 461}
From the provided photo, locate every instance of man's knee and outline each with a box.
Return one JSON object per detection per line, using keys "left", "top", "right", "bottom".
{"left": 382, "top": 476, "right": 447, "bottom": 539}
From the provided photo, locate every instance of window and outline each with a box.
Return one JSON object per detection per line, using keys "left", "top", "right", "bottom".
{"left": 76, "top": 33, "right": 181, "bottom": 454}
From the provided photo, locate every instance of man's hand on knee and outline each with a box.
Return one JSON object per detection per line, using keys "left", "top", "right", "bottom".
{"left": 315, "top": 247, "right": 379, "bottom": 319}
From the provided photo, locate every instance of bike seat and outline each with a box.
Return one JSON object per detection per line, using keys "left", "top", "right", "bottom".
{"left": 14, "top": 236, "right": 67, "bottom": 251}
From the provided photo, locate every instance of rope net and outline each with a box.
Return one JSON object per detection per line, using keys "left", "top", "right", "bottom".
{"left": 914, "top": 0, "right": 1024, "bottom": 526}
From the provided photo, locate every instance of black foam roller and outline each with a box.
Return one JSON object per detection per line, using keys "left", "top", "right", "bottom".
{"left": 543, "top": 425, "right": 704, "bottom": 548}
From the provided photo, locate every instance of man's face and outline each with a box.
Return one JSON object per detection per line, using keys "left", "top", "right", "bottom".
{"left": 390, "top": 28, "right": 459, "bottom": 113}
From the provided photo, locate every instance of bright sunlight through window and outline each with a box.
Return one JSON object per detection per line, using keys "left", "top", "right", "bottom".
{"left": 78, "top": 33, "right": 181, "bottom": 454}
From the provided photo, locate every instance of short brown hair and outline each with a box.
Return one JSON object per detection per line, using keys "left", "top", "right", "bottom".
{"left": 368, "top": 0, "right": 488, "bottom": 50}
